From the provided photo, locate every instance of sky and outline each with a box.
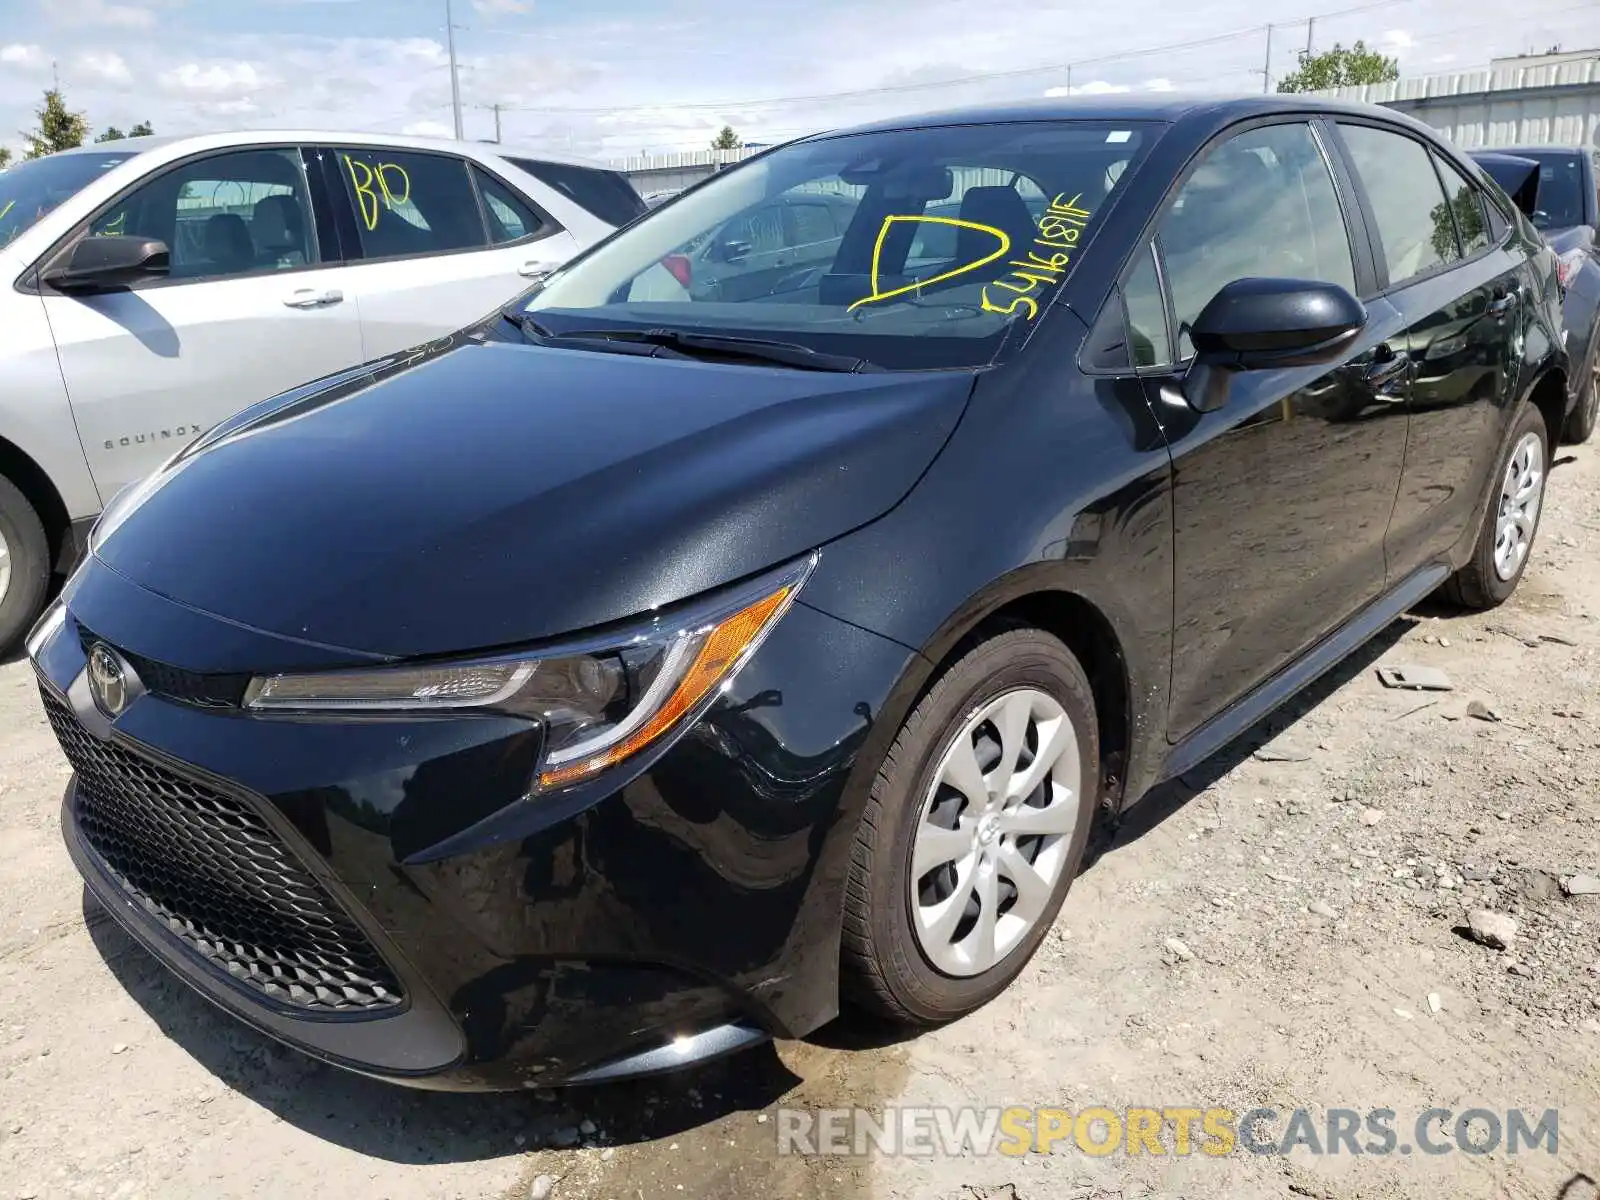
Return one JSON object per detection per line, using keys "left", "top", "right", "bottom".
{"left": 1, "top": 0, "right": 1598, "bottom": 163}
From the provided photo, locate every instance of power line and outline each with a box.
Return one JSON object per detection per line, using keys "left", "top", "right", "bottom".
{"left": 488, "top": 0, "right": 1422, "bottom": 115}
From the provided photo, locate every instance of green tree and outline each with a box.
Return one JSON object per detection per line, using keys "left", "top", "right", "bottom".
{"left": 1277, "top": 40, "right": 1400, "bottom": 93}
{"left": 129, "top": 120, "right": 154, "bottom": 137}
{"left": 21, "top": 88, "right": 89, "bottom": 159}
{"left": 0, "top": 146, "right": 11, "bottom": 169}
{"left": 710, "top": 125, "right": 742, "bottom": 151}
{"left": 95, "top": 125, "right": 126, "bottom": 143}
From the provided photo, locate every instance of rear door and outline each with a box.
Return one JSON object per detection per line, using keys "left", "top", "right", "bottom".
{"left": 1329, "top": 122, "right": 1524, "bottom": 578}
{"left": 313, "top": 145, "right": 579, "bottom": 360}
{"left": 40, "top": 144, "right": 366, "bottom": 502}
{"left": 1143, "top": 119, "right": 1410, "bottom": 741}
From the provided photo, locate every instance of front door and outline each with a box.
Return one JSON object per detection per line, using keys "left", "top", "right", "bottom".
{"left": 42, "top": 146, "right": 366, "bottom": 504}
{"left": 1147, "top": 120, "right": 1411, "bottom": 741}
{"left": 1330, "top": 122, "right": 1526, "bottom": 577}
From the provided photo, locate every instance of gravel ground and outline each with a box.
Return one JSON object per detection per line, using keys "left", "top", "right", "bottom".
{"left": 2, "top": 447, "right": 1597, "bottom": 1200}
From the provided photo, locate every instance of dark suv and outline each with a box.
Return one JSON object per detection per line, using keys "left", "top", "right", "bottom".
{"left": 31, "top": 94, "right": 1570, "bottom": 1090}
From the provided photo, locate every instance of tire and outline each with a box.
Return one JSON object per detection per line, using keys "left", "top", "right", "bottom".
{"left": 1441, "top": 402, "right": 1549, "bottom": 611}
{"left": 0, "top": 475, "right": 51, "bottom": 658}
{"left": 1561, "top": 329, "right": 1599, "bottom": 445}
{"left": 841, "top": 628, "right": 1099, "bottom": 1026}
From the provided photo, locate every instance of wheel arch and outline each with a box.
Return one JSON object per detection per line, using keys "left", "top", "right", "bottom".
{"left": 1526, "top": 364, "right": 1568, "bottom": 457}
{"left": 865, "top": 567, "right": 1139, "bottom": 816}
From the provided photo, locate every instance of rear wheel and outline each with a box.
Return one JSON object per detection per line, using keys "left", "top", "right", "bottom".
{"left": 1441, "top": 403, "right": 1549, "bottom": 610}
{"left": 1561, "top": 331, "right": 1599, "bottom": 444}
{"left": 841, "top": 628, "right": 1098, "bottom": 1025}
{"left": 0, "top": 474, "right": 51, "bottom": 657}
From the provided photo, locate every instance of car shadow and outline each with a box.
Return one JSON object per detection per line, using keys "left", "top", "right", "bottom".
{"left": 1085, "top": 614, "right": 1415, "bottom": 867}
{"left": 84, "top": 888, "right": 803, "bottom": 1163}
{"left": 80, "top": 613, "right": 1420, "bottom": 1161}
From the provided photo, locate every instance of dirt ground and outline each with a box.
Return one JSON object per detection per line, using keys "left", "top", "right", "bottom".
{"left": 2, "top": 449, "right": 1598, "bottom": 1200}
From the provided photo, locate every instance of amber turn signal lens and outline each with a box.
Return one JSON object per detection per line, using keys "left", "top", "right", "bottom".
{"left": 537, "top": 584, "right": 795, "bottom": 789}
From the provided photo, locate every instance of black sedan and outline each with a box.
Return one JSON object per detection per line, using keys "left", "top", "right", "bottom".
{"left": 30, "top": 94, "right": 1571, "bottom": 1090}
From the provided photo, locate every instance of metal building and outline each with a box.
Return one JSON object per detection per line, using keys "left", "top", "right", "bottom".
{"left": 1315, "top": 52, "right": 1600, "bottom": 151}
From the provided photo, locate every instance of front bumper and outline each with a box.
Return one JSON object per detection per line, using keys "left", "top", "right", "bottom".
{"left": 34, "top": 558, "right": 918, "bottom": 1090}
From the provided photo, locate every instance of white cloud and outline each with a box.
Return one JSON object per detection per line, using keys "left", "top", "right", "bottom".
{"left": 473, "top": 0, "right": 530, "bottom": 12}
{"left": 1143, "top": 77, "right": 1175, "bottom": 91}
{"left": 0, "top": 43, "right": 50, "bottom": 71}
{"left": 1381, "top": 29, "right": 1415, "bottom": 49}
{"left": 76, "top": 51, "right": 133, "bottom": 85}
{"left": 159, "top": 60, "right": 270, "bottom": 96}
{"left": 402, "top": 118, "right": 453, "bottom": 137}
{"left": 1044, "top": 80, "right": 1132, "bottom": 97}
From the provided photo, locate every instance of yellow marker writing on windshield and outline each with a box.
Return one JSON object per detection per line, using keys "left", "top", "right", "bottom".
{"left": 847, "top": 216, "right": 1012, "bottom": 312}
{"left": 0, "top": 200, "right": 14, "bottom": 223}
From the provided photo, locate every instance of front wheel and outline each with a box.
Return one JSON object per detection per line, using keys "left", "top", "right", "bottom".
{"left": 0, "top": 475, "right": 51, "bottom": 657}
{"left": 1442, "top": 402, "right": 1549, "bottom": 610}
{"left": 840, "top": 628, "right": 1098, "bottom": 1026}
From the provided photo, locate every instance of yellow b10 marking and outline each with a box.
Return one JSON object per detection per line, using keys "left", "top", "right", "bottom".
{"left": 344, "top": 156, "right": 413, "bottom": 232}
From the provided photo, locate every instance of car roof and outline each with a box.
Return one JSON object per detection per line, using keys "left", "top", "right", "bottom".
{"left": 1490, "top": 145, "right": 1590, "bottom": 156}
{"left": 49, "top": 129, "right": 615, "bottom": 170}
{"left": 818, "top": 92, "right": 1432, "bottom": 137}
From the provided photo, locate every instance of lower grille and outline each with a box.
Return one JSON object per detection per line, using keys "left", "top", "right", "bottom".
{"left": 43, "top": 689, "right": 403, "bottom": 1013}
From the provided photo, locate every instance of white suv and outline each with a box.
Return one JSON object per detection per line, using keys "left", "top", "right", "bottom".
{"left": 0, "top": 130, "right": 642, "bottom": 651}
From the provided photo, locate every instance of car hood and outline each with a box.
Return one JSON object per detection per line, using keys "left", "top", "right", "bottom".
{"left": 92, "top": 329, "right": 974, "bottom": 658}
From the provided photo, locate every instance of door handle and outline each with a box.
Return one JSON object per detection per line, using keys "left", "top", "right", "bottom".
{"left": 1365, "top": 347, "right": 1410, "bottom": 396}
{"left": 518, "top": 261, "right": 558, "bottom": 279}
{"left": 1486, "top": 289, "right": 1518, "bottom": 316}
{"left": 283, "top": 288, "right": 343, "bottom": 308}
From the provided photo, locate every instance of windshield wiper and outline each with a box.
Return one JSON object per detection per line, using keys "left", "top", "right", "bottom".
{"left": 545, "top": 327, "right": 878, "bottom": 373}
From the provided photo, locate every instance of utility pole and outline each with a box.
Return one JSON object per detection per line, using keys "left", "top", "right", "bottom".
{"left": 1305, "top": 17, "right": 1315, "bottom": 56}
{"left": 1261, "top": 23, "right": 1274, "bottom": 93}
{"left": 445, "top": 0, "right": 464, "bottom": 140}
{"left": 492, "top": 103, "right": 502, "bottom": 143}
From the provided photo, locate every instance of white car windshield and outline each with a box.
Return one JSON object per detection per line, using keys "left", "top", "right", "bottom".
{"left": 524, "top": 120, "right": 1156, "bottom": 371}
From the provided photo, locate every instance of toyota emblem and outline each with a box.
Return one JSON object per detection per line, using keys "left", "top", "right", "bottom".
{"left": 87, "top": 642, "right": 133, "bottom": 718}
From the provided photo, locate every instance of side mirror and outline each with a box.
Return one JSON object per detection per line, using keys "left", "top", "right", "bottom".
{"left": 1183, "top": 277, "right": 1366, "bottom": 413}
{"left": 44, "top": 235, "right": 170, "bottom": 293}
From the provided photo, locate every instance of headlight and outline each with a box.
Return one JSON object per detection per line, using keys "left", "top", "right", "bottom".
{"left": 243, "top": 553, "right": 817, "bottom": 791}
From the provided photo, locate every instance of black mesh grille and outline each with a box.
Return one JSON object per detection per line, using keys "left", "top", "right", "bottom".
{"left": 44, "top": 689, "right": 403, "bottom": 1013}
{"left": 77, "top": 626, "right": 248, "bottom": 709}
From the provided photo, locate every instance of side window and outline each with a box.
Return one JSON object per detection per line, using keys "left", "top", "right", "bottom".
{"left": 1433, "top": 155, "right": 1490, "bottom": 256}
{"left": 88, "top": 148, "right": 319, "bottom": 281}
{"left": 472, "top": 166, "right": 548, "bottom": 244}
{"left": 789, "top": 202, "right": 837, "bottom": 247}
{"left": 1124, "top": 243, "right": 1171, "bottom": 368}
{"left": 335, "top": 148, "right": 487, "bottom": 260}
{"left": 1337, "top": 124, "right": 1458, "bottom": 286}
{"left": 1157, "top": 122, "right": 1357, "bottom": 358}
{"left": 722, "top": 205, "right": 786, "bottom": 254}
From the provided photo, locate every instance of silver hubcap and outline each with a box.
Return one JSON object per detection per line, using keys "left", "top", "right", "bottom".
{"left": 0, "top": 528, "right": 11, "bottom": 609}
{"left": 909, "top": 688, "right": 1082, "bottom": 977}
{"left": 1493, "top": 431, "right": 1544, "bottom": 581}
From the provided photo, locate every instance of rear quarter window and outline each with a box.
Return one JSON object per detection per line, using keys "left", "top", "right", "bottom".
{"left": 508, "top": 158, "right": 647, "bottom": 228}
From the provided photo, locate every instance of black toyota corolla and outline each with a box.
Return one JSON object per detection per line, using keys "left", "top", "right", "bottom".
{"left": 30, "top": 95, "right": 1571, "bottom": 1090}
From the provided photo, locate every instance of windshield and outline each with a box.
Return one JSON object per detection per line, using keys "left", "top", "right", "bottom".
{"left": 525, "top": 121, "right": 1156, "bottom": 370}
{"left": 1512, "top": 150, "right": 1590, "bottom": 230}
{"left": 0, "top": 150, "right": 138, "bottom": 250}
